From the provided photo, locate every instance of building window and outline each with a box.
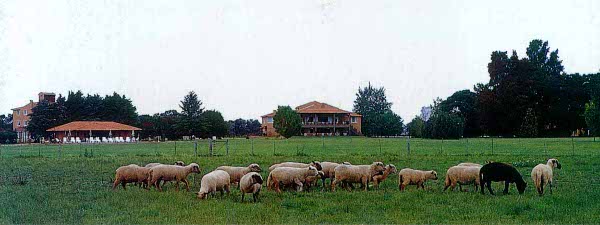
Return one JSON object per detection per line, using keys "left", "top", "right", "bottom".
{"left": 15, "top": 110, "right": 20, "bottom": 115}
{"left": 24, "top": 110, "right": 27, "bottom": 115}
{"left": 351, "top": 117, "right": 358, "bottom": 123}
{"left": 24, "top": 121, "right": 28, "bottom": 126}
{"left": 17, "top": 121, "right": 21, "bottom": 126}
{"left": 267, "top": 117, "right": 273, "bottom": 123}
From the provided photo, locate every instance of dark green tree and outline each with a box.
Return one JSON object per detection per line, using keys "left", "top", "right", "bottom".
{"left": 102, "top": 92, "right": 138, "bottom": 125}
{"left": 407, "top": 116, "right": 425, "bottom": 138}
{"left": 83, "top": 94, "right": 104, "bottom": 121}
{"left": 353, "top": 83, "right": 393, "bottom": 137}
{"left": 273, "top": 105, "right": 302, "bottom": 138}
{"left": 64, "top": 90, "right": 85, "bottom": 121}
{"left": 519, "top": 108, "right": 538, "bottom": 137}
{"left": 27, "top": 96, "right": 67, "bottom": 139}
{"left": 438, "top": 90, "right": 481, "bottom": 137}
{"left": 177, "top": 91, "right": 205, "bottom": 137}
{"left": 585, "top": 100, "right": 600, "bottom": 136}
{"left": 379, "top": 110, "right": 404, "bottom": 137}
{"left": 203, "top": 110, "right": 229, "bottom": 138}
{"left": 424, "top": 99, "right": 464, "bottom": 139}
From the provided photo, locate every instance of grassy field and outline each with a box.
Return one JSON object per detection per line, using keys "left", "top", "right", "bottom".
{"left": 1, "top": 137, "right": 599, "bottom": 224}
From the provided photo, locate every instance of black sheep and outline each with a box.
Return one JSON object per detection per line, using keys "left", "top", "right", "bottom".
{"left": 479, "top": 162, "right": 527, "bottom": 195}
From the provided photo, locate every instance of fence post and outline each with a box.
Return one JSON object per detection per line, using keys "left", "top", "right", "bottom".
{"left": 209, "top": 139, "right": 213, "bottom": 157}
{"left": 194, "top": 140, "right": 198, "bottom": 157}
{"left": 0, "top": 144, "right": 3, "bottom": 159}
{"left": 251, "top": 139, "right": 254, "bottom": 156}
{"left": 379, "top": 138, "right": 382, "bottom": 155}
{"left": 322, "top": 136, "right": 325, "bottom": 151}
{"left": 544, "top": 141, "right": 547, "bottom": 156}
{"left": 272, "top": 140, "right": 275, "bottom": 156}
{"left": 174, "top": 141, "right": 177, "bottom": 156}
{"left": 465, "top": 138, "right": 469, "bottom": 155}
{"left": 572, "top": 137, "right": 575, "bottom": 156}
{"left": 491, "top": 137, "right": 494, "bottom": 155}
{"left": 407, "top": 135, "right": 411, "bottom": 156}
{"left": 59, "top": 143, "right": 63, "bottom": 159}
{"left": 226, "top": 139, "right": 229, "bottom": 156}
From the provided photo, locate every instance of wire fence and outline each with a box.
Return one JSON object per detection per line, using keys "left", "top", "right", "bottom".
{"left": 1, "top": 137, "right": 599, "bottom": 159}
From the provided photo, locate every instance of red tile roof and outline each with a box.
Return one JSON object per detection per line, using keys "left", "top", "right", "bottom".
{"left": 47, "top": 121, "right": 141, "bottom": 132}
{"left": 295, "top": 101, "right": 351, "bottom": 114}
{"left": 261, "top": 101, "right": 361, "bottom": 117}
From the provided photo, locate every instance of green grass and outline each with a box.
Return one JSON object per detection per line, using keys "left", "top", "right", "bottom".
{"left": 1, "top": 137, "right": 599, "bottom": 224}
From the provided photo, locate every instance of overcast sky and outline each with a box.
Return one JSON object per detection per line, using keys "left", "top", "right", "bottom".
{"left": 0, "top": 0, "right": 599, "bottom": 121}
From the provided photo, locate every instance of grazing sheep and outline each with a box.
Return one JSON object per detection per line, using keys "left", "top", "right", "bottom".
{"left": 303, "top": 171, "right": 325, "bottom": 191}
{"left": 113, "top": 164, "right": 151, "bottom": 190}
{"left": 331, "top": 162, "right": 385, "bottom": 192}
{"left": 239, "top": 172, "right": 263, "bottom": 202}
{"left": 145, "top": 161, "right": 186, "bottom": 168}
{"left": 531, "top": 158, "right": 562, "bottom": 196}
{"left": 372, "top": 164, "right": 397, "bottom": 189}
{"left": 319, "top": 162, "right": 342, "bottom": 188}
{"left": 149, "top": 163, "right": 201, "bottom": 192}
{"left": 457, "top": 162, "right": 482, "bottom": 167}
{"left": 197, "top": 170, "right": 231, "bottom": 199}
{"left": 479, "top": 162, "right": 527, "bottom": 195}
{"left": 216, "top": 164, "right": 261, "bottom": 187}
{"left": 267, "top": 166, "right": 319, "bottom": 193}
{"left": 444, "top": 166, "right": 480, "bottom": 192}
{"left": 398, "top": 168, "right": 438, "bottom": 191}
{"left": 268, "top": 161, "right": 323, "bottom": 172}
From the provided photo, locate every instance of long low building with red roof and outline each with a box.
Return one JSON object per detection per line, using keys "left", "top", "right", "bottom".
{"left": 47, "top": 121, "right": 141, "bottom": 141}
{"left": 261, "top": 101, "right": 362, "bottom": 137}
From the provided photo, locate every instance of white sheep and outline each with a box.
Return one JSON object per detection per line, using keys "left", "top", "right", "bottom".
{"left": 267, "top": 166, "right": 319, "bottom": 193}
{"left": 197, "top": 170, "right": 231, "bottom": 199}
{"left": 331, "top": 162, "right": 385, "bottom": 192}
{"left": 398, "top": 168, "right": 438, "bottom": 191}
{"left": 444, "top": 166, "right": 480, "bottom": 192}
{"left": 268, "top": 161, "right": 323, "bottom": 172}
{"left": 239, "top": 172, "right": 263, "bottom": 202}
{"left": 144, "top": 161, "right": 186, "bottom": 188}
{"left": 372, "top": 164, "right": 397, "bottom": 188}
{"left": 531, "top": 158, "right": 562, "bottom": 196}
{"left": 149, "top": 163, "right": 201, "bottom": 192}
{"left": 113, "top": 164, "right": 151, "bottom": 190}
{"left": 216, "top": 164, "right": 261, "bottom": 187}
{"left": 457, "top": 162, "right": 482, "bottom": 167}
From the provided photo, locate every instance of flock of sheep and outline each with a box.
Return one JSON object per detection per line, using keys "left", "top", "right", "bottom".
{"left": 113, "top": 158, "right": 562, "bottom": 202}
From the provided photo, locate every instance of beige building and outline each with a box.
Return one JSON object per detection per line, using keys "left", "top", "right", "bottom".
{"left": 261, "top": 101, "right": 362, "bottom": 137}
{"left": 12, "top": 92, "right": 55, "bottom": 143}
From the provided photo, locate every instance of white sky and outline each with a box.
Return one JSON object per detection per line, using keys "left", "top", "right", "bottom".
{"left": 0, "top": 0, "right": 599, "bottom": 121}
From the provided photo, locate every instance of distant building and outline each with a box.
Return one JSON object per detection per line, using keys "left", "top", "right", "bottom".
{"left": 421, "top": 106, "right": 432, "bottom": 121}
{"left": 47, "top": 121, "right": 141, "bottom": 142}
{"left": 261, "top": 101, "right": 362, "bottom": 137}
{"left": 11, "top": 92, "right": 55, "bottom": 143}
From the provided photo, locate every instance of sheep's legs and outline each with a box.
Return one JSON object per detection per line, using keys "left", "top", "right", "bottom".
{"left": 502, "top": 181, "right": 509, "bottom": 195}
{"left": 241, "top": 193, "right": 245, "bottom": 202}
{"left": 362, "top": 178, "right": 368, "bottom": 191}
{"left": 112, "top": 180, "right": 119, "bottom": 190}
{"left": 182, "top": 179, "right": 190, "bottom": 192}
{"left": 549, "top": 181, "right": 553, "bottom": 194}
{"left": 485, "top": 181, "right": 494, "bottom": 195}
{"left": 331, "top": 179, "right": 338, "bottom": 192}
{"left": 253, "top": 193, "right": 259, "bottom": 202}
{"left": 121, "top": 182, "right": 127, "bottom": 190}
{"left": 174, "top": 181, "right": 180, "bottom": 192}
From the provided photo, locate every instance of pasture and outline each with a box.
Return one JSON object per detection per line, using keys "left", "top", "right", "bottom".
{"left": 1, "top": 137, "right": 599, "bottom": 224}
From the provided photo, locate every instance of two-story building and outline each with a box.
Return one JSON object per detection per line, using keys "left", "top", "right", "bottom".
{"left": 12, "top": 92, "right": 55, "bottom": 143}
{"left": 261, "top": 101, "right": 362, "bottom": 137}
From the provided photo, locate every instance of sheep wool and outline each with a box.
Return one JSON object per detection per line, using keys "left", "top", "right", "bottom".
{"left": 268, "top": 161, "right": 323, "bottom": 172}
{"left": 444, "top": 166, "right": 480, "bottom": 192}
{"left": 267, "top": 166, "right": 319, "bottom": 193}
{"left": 239, "top": 172, "right": 263, "bottom": 202}
{"left": 216, "top": 164, "right": 262, "bottom": 186}
{"left": 457, "top": 162, "right": 482, "bottom": 167}
{"left": 149, "top": 163, "right": 201, "bottom": 192}
{"left": 197, "top": 170, "right": 231, "bottom": 199}
{"left": 531, "top": 158, "right": 561, "bottom": 196}
{"left": 331, "top": 162, "right": 385, "bottom": 192}
{"left": 398, "top": 168, "right": 438, "bottom": 191}
{"left": 113, "top": 164, "right": 151, "bottom": 190}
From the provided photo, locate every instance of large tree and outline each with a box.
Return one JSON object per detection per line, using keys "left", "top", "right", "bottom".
{"left": 379, "top": 110, "right": 404, "bottom": 137}
{"left": 407, "top": 116, "right": 425, "bottom": 138}
{"left": 438, "top": 90, "right": 481, "bottom": 137}
{"left": 424, "top": 99, "right": 464, "bottom": 139}
{"left": 0, "top": 114, "right": 16, "bottom": 144}
{"left": 27, "top": 95, "right": 67, "bottom": 139}
{"left": 273, "top": 105, "right": 302, "bottom": 138}
{"left": 102, "top": 92, "right": 138, "bottom": 125}
{"left": 353, "top": 83, "right": 394, "bottom": 137}
{"left": 177, "top": 91, "right": 205, "bottom": 137}
{"left": 203, "top": 110, "right": 229, "bottom": 138}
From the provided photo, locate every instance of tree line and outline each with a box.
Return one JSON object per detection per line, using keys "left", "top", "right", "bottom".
{"left": 407, "top": 39, "right": 600, "bottom": 139}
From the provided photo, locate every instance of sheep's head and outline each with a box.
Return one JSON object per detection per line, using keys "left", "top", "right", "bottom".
{"left": 311, "top": 161, "right": 323, "bottom": 171}
{"left": 548, "top": 158, "right": 561, "bottom": 169}
{"left": 252, "top": 173, "right": 263, "bottom": 185}
{"left": 189, "top": 163, "right": 201, "bottom": 174}
{"left": 175, "top": 161, "right": 186, "bottom": 166}
{"left": 197, "top": 191, "right": 207, "bottom": 199}
{"left": 387, "top": 164, "right": 398, "bottom": 174}
{"left": 371, "top": 162, "right": 385, "bottom": 175}
{"left": 248, "top": 164, "right": 262, "bottom": 172}
{"left": 307, "top": 166, "right": 319, "bottom": 176}
{"left": 316, "top": 171, "right": 325, "bottom": 178}
{"left": 428, "top": 171, "right": 438, "bottom": 180}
